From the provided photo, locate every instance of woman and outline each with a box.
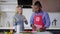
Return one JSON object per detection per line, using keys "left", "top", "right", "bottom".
{"left": 13, "top": 5, "right": 28, "bottom": 34}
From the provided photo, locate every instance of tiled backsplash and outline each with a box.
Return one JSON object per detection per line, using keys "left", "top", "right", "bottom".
{"left": 48, "top": 13, "right": 60, "bottom": 27}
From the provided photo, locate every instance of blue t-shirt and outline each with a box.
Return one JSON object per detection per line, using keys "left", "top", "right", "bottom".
{"left": 30, "top": 11, "right": 50, "bottom": 28}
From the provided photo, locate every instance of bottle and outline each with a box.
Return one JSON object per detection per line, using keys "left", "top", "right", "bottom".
{"left": 7, "top": 21, "right": 10, "bottom": 27}
{"left": 8, "top": 29, "right": 13, "bottom": 34}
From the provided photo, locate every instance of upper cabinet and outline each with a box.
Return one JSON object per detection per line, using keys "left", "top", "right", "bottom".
{"left": 0, "top": 0, "right": 17, "bottom": 5}
{"left": 17, "top": 0, "right": 32, "bottom": 8}
{"left": 0, "top": 0, "right": 17, "bottom": 12}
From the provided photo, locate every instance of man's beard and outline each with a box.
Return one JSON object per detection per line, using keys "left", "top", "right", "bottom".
{"left": 35, "top": 10, "right": 41, "bottom": 13}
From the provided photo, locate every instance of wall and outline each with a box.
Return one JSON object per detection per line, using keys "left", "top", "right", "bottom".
{"left": 33, "top": 0, "right": 60, "bottom": 12}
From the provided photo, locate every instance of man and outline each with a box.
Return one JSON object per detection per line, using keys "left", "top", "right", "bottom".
{"left": 30, "top": 1, "right": 50, "bottom": 32}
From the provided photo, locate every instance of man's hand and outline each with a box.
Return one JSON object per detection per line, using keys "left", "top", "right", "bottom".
{"left": 39, "top": 27, "right": 46, "bottom": 32}
{"left": 43, "top": 27, "right": 46, "bottom": 30}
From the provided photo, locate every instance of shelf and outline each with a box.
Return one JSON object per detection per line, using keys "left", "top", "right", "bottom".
{"left": 0, "top": 27, "right": 14, "bottom": 29}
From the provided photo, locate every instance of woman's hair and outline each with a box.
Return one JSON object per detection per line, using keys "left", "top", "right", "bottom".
{"left": 34, "top": 1, "right": 42, "bottom": 8}
{"left": 16, "top": 5, "right": 23, "bottom": 8}
{"left": 16, "top": 5, "right": 23, "bottom": 14}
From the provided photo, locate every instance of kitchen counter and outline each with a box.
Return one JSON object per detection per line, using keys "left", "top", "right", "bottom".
{"left": 0, "top": 26, "right": 60, "bottom": 30}
{"left": 0, "top": 27, "right": 60, "bottom": 34}
{"left": 0, "top": 27, "right": 60, "bottom": 31}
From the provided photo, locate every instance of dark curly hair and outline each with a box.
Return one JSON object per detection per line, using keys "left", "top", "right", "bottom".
{"left": 34, "top": 1, "right": 42, "bottom": 8}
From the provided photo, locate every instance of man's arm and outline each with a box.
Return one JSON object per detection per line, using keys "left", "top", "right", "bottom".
{"left": 30, "top": 13, "right": 34, "bottom": 27}
{"left": 44, "top": 12, "right": 50, "bottom": 28}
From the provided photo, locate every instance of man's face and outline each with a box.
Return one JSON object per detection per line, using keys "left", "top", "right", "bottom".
{"left": 32, "top": 5, "right": 40, "bottom": 12}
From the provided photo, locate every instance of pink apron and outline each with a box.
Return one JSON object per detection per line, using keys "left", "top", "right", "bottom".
{"left": 32, "top": 14, "right": 45, "bottom": 31}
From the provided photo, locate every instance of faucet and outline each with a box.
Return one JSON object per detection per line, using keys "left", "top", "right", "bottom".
{"left": 52, "top": 18, "right": 57, "bottom": 26}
